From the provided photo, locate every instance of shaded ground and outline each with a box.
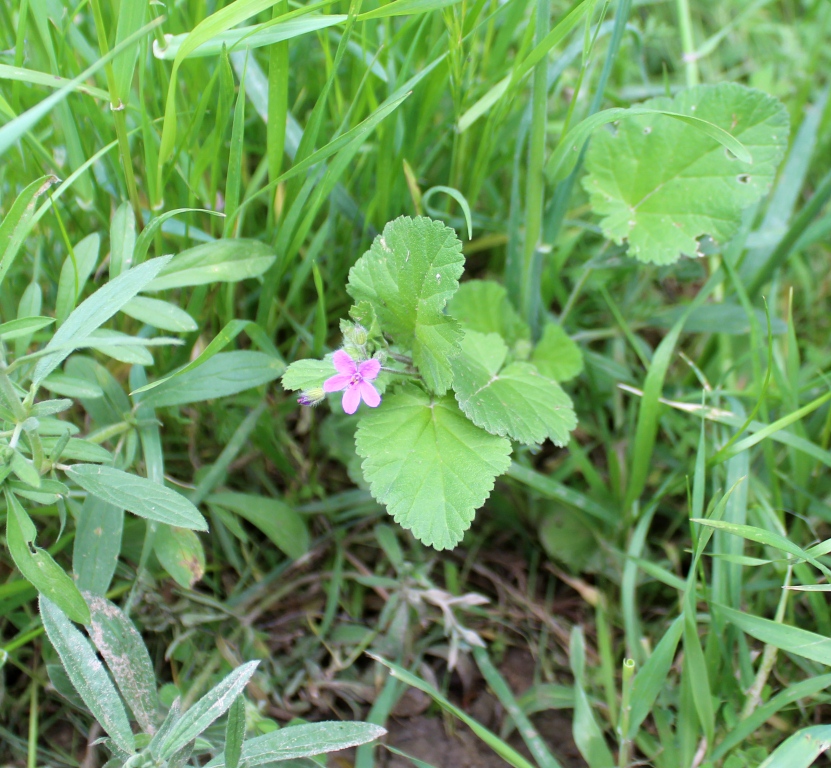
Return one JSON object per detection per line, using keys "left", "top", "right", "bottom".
{"left": 333, "top": 648, "right": 586, "bottom": 768}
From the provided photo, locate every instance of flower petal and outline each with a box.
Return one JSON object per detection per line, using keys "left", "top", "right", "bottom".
{"left": 359, "top": 380, "right": 381, "bottom": 408}
{"left": 333, "top": 350, "right": 357, "bottom": 376}
{"left": 358, "top": 358, "right": 381, "bottom": 381}
{"left": 323, "top": 373, "right": 352, "bottom": 392}
{"left": 342, "top": 384, "right": 362, "bottom": 414}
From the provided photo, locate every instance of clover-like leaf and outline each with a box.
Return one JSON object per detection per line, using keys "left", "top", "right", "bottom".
{"left": 355, "top": 383, "right": 511, "bottom": 550}
{"left": 447, "top": 279, "right": 529, "bottom": 346}
{"left": 452, "top": 331, "right": 577, "bottom": 446}
{"left": 531, "top": 322, "right": 583, "bottom": 382}
{"left": 347, "top": 216, "right": 464, "bottom": 395}
{"left": 583, "top": 83, "right": 789, "bottom": 264}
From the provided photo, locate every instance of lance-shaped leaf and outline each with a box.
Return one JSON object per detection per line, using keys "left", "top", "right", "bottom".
{"left": 347, "top": 216, "right": 464, "bottom": 395}
{"left": 6, "top": 492, "right": 89, "bottom": 624}
{"left": 86, "top": 593, "right": 159, "bottom": 733}
{"left": 66, "top": 465, "right": 208, "bottom": 530}
{"left": 582, "top": 83, "right": 789, "bottom": 264}
{"left": 452, "top": 332, "right": 577, "bottom": 447}
{"left": 33, "top": 256, "right": 171, "bottom": 385}
{"left": 155, "top": 661, "right": 259, "bottom": 759}
{"left": 355, "top": 384, "right": 511, "bottom": 550}
{"left": 205, "top": 722, "right": 387, "bottom": 767}
{"left": 40, "top": 596, "right": 135, "bottom": 755}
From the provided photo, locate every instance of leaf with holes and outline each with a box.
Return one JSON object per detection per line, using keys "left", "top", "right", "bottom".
{"left": 347, "top": 216, "right": 464, "bottom": 395}
{"left": 355, "top": 383, "right": 511, "bottom": 550}
{"left": 452, "top": 332, "right": 576, "bottom": 446}
{"left": 583, "top": 83, "right": 789, "bottom": 264}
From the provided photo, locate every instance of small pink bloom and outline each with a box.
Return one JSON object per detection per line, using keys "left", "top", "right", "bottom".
{"left": 323, "top": 350, "right": 381, "bottom": 414}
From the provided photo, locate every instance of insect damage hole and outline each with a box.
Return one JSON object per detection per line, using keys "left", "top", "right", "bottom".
{"left": 737, "top": 174, "right": 751, "bottom": 184}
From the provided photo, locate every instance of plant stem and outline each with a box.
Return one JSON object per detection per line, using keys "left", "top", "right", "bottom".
{"left": 741, "top": 566, "right": 792, "bottom": 719}
{"left": 520, "top": 0, "right": 550, "bottom": 336}
{"left": 676, "top": 0, "right": 699, "bottom": 87}
{"left": 88, "top": 0, "right": 143, "bottom": 227}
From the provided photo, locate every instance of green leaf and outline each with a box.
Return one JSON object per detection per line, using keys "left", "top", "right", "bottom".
{"left": 42, "top": 374, "right": 103, "bottom": 400}
{"left": 33, "top": 256, "right": 171, "bottom": 386}
{"left": 205, "top": 722, "right": 387, "bottom": 768}
{"left": 145, "top": 240, "right": 275, "bottom": 291}
{"left": 531, "top": 323, "right": 583, "bottom": 382}
{"left": 347, "top": 216, "right": 464, "bottom": 395}
{"left": 66, "top": 465, "right": 208, "bottom": 531}
{"left": 138, "top": 351, "right": 283, "bottom": 408}
{"left": 155, "top": 661, "right": 259, "bottom": 759}
{"left": 718, "top": 603, "right": 831, "bottom": 666}
{"left": 109, "top": 202, "right": 136, "bottom": 279}
{"left": 56, "top": 233, "right": 100, "bottom": 327}
{"left": 85, "top": 593, "right": 159, "bottom": 734}
{"left": 224, "top": 696, "right": 245, "bottom": 768}
{"left": 6, "top": 492, "right": 89, "bottom": 624}
{"left": 121, "top": 297, "right": 198, "bottom": 332}
{"left": 583, "top": 83, "right": 789, "bottom": 264}
{"left": 452, "top": 332, "right": 577, "bottom": 447}
{"left": 40, "top": 596, "right": 135, "bottom": 754}
{"left": 0, "top": 316, "right": 54, "bottom": 341}
{"left": 73, "top": 496, "right": 123, "bottom": 596}
{"left": 280, "top": 357, "right": 334, "bottom": 392}
{"left": 368, "top": 655, "right": 535, "bottom": 768}
{"left": 154, "top": 527, "right": 206, "bottom": 588}
{"left": 355, "top": 384, "right": 512, "bottom": 550}
{"left": 758, "top": 725, "right": 831, "bottom": 768}
{"left": 155, "top": 15, "right": 347, "bottom": 59}
{"left": 446, "top": 280, "right": 529, "bottom": 346}
{"left": 208, "top": 492, "right": 309, "bottom": 559}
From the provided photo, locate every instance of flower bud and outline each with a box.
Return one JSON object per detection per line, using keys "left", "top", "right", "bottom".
{"left": 342, "top": 321, "right": 368, "bottom": 349}
{"left": 297, "top": 387, "right": 325, "bottom": 407}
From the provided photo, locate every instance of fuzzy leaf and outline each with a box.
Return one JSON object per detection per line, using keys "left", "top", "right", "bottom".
{"left": 40, "top": 596, "right": 135, "bottom": 755}
{"left": 583, "top": 83, "right": 789, "bottom": 264}
{"left": 347, "top": 216, "right": 464, "bottom": 395}
{"left": 156, "top": 662, "right": 259, "bottom": 759}
{"left": 447, "top": 280, "right": 529, "bottom": 345}
{"left": 355, "top": 383, "right": 511, "bottom": 550}
{"left": 530, "top": 322, "right": 583, "bottom": 382}
{"left": 281, "top": 357, "right": 334, "bottom": 392}
{"left": 452, "top": 332, "right": 577, "bottom": 446}
{"left": 205, "top": 722, "right": 387, "bottom": 767}
{"left": 85, "top": 593, "right": 159, "bottom": 734}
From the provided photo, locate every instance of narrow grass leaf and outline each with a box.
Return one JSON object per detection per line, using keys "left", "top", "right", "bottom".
{"left": 718, "top": 603, "right": 831, "bottom": 666}
{"left": 758, "top": 725, "right": 831, "bottom": 768}
{"left": 209, "top": 492, "right": 309, "bottom": 559}
{"left": 369, "top": 655, "right": 536, "bottom": 768}
{"left": 473, "top": 646, "right": 564, "bottom": 768}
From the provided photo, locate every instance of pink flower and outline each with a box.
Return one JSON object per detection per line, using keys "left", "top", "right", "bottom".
{"left": 324, "top": 350, "right": 381, "bottom": 414}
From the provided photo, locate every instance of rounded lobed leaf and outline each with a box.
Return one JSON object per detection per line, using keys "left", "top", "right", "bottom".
{"left": 347, "top": 216, "right": 465, "bottom": 395}
{"left": 355, "top": 383, "right": 512, "bottom": 550}
{"left": 583, "top": 83, "right": 789, "bottom": 265}
{"left": 452, "top": 331, "right": 577, "bottom": 446}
